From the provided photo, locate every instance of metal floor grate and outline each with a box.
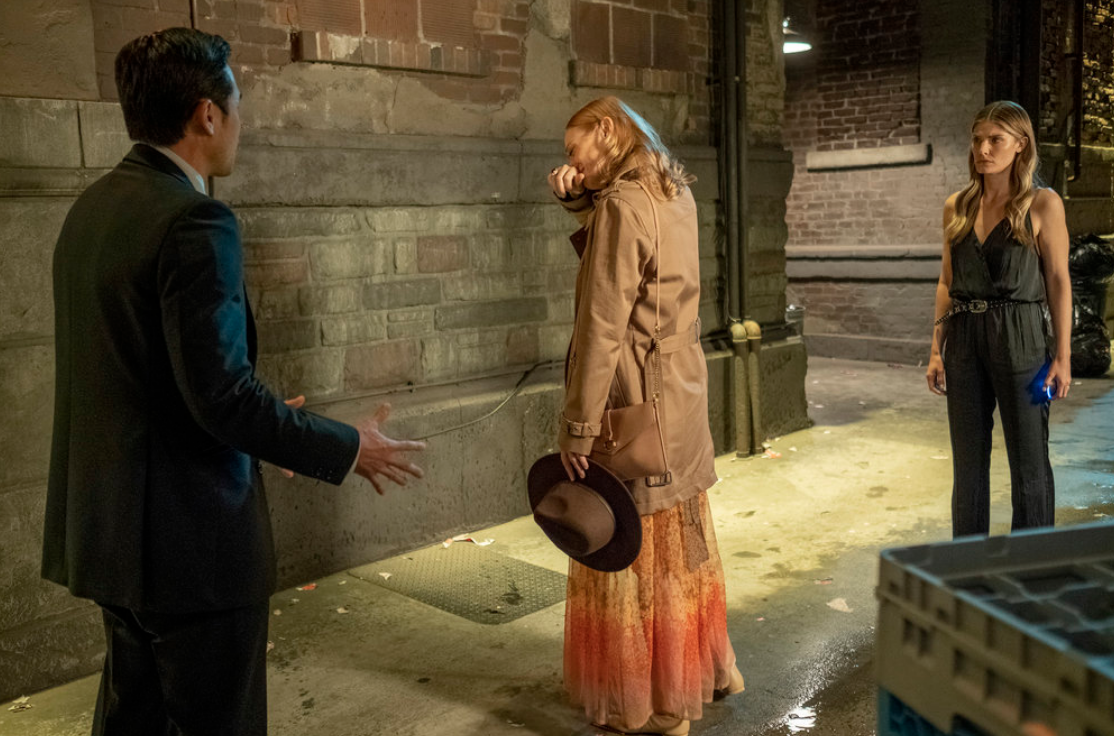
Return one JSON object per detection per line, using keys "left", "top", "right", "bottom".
{"left": 351, "top": 543, "right": 567, "bottom": 624}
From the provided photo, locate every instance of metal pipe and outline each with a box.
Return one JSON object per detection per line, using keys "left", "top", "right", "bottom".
{"left": 744, "top": 319, "right": 762, "bottom": 455}
{"left": 731, "top": 322, "right": 752, "bottom": 456}
{"left": 1069, "top": 0, "right": 1084, "bottom": 182}
{"left": 736, "top": 0, "right": 749, "bottom": 320}
{"left": 719, "top": 0, "right": 760, "bottom": 455}
{"left": 721, "top": 0, "right": 741, "bottom": 322}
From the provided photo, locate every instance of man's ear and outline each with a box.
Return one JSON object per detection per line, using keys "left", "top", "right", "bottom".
{"left": 186, "top": 99, "right": 217, "bottom": 136}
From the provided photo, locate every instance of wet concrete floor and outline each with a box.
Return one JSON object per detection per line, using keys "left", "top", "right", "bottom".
{"left": 3, "top": 356, "right": 1113, "bottom": 736}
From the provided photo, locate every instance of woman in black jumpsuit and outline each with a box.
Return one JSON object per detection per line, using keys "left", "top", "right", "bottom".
{"left": 926, "top": 101, "right": 1072, "bottom": 538}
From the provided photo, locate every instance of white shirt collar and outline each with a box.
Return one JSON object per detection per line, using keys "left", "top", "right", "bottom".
{"left": 152, "top": 145, "right": 207, "bottom": 195}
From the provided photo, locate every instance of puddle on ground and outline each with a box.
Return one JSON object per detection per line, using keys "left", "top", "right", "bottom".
{"left": 756, "top": 656, "right": 876, "bottom": 736}
{"left": 1057, "top": 502, "right": 1114, "bottom": 526}
{"left": 784, "top": 706, "right": 817, "bottom": 732}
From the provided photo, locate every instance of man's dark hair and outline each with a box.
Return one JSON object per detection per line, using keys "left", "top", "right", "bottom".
{"left": 115, "top": 27, "right": 233, "bottom": 146}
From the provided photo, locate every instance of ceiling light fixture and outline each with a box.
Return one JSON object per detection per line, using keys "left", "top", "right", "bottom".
{"left": 783, "top": 17, "right": 812, "bottom": 54}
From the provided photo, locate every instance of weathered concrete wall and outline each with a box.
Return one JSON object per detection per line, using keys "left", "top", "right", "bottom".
{"left": 785, "top": 0, "right": 988, "bottom": 364}
{"left": 0, "top": 0, "right": 98, "bottom": 100}
{"left": 0, "top": 0, "right": 803, "bottom": 700}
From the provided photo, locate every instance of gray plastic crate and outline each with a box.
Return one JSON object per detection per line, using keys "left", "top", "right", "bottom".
{"left": 876, "top": 521, "right": 1114, "bottom": 736}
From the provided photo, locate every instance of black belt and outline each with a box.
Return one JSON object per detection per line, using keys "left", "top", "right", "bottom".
{"left": 935, "top": 298, "right": 1036, "bottom": 325}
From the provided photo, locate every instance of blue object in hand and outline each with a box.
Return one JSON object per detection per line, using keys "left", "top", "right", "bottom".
{"left": 1028, "top": 362, "right": 1054, "bottom": 404}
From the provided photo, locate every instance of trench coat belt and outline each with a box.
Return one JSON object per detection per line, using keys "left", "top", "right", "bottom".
{"left": 655, "top": 318, "right": 701, "bottom": 354}
{"left": 560, "top": 320, "right": 700, "bottom": 439}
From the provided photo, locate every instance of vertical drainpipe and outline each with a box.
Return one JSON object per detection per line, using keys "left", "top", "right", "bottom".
{"left": 721, "top": 0, "right": 762, "bottom": 456}
{"left": 736, "top": 0, "right": 749, "bottom": 323}
{"left": 737, "top": 2, "right": 762, "bottom": 455}
{"left": 1069, "top": 0, "right": 1084, "bottom": 183}
{"left": 721, "top": 0, "right": 741, "bottom": 321}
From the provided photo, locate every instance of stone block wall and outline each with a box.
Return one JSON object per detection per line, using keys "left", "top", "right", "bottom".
{"left": 0, "top": 0, "right": 800, "bottom": 700}
{"left": 221, "top": 134, "right": 723, "bottom": 404}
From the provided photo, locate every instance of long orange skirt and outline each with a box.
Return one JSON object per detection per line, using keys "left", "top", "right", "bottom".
{"left": 563, "top": 491, "right": 739, "bottom": 729}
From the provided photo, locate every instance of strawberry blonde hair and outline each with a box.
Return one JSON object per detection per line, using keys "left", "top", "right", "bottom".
{"left": 566, "top": 96, "right": 694, "bottom": 200}
{"left": 944, "top": 101, "right": 1040, "bottom": 248}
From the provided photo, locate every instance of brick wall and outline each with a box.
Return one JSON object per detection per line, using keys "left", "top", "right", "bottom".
{"left": 783, "top": 0, "right": 935, "bottom": 251}
{"left": 90, "top": 0, "right": 716, "bottom": 138}
{"left": 785, "top": 0, "right": 989, "bottom": 362}
{"left": 812, "top": 0, "right": 920, "bottom": 152}
{"left": 569, "top": 0, "right": 712, "bottom": 137}
{"left": 786, "top": 281, "right": 935, "bottom": 341}
{"left": 1041, "top": 0, "right": 1114, "bottom": 146}
{"left": 785, "top": 0, "right": 983, "bottom": 250}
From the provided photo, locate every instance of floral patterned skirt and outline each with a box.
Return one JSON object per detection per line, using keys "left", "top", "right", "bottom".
{"left": 563, "top": 491, "right": 739, "bottom": 729}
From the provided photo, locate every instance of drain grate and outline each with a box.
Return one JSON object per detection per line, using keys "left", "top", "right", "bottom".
{"left": 351, "top": 543, "right": 567, "bottom": 624}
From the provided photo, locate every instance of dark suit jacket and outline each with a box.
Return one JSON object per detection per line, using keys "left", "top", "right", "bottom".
{"left": 44, "top": 144, "right": 360, "bottom": 613}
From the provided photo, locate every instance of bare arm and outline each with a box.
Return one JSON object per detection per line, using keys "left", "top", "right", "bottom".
{"left": 1034, "top": 188, "right": 1073, "bottom": 399}
{"left": 926, "top": 194, "right": 958, "bottom": 395}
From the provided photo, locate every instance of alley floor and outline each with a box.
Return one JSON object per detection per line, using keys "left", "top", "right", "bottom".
{"left": 4, "top": 356, "right": 1113, "bottom": 736}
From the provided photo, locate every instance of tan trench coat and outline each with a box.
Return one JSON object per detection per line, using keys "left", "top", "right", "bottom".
{"left": 557, "top": 174, "right": 718, "bottom": 515}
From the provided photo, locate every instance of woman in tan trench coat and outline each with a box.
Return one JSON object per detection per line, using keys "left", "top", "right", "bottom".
{"left": 548, "top": 97, "right": 744, "bottom": 736}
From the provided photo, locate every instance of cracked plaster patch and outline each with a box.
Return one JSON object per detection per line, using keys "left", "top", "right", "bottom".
{"left": 530, "top": 0, "right": 571, "bottom": 41}
{"left": 240, "top": 65, "right": 394, "bottom": 135}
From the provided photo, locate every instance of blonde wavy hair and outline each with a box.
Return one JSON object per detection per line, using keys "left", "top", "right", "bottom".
{"left": 566, "top": 96, "right": 694, "bottom": 200}
{"left": 944, "top": 100, "right": 1040, "bottom": 248}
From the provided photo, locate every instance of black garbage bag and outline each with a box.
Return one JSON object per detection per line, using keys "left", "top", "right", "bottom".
{"left": 1073, "top": 281, "right": 1108, "bottom": 330}
{"left": 1068, "top": 233, "right": 1114, "bottom": 282}
{"left": 1068, "top": 234, "right": 1114, "bottom": 377}
{"left": 1072, "top": 330, "right": 1111, "bottom": 377}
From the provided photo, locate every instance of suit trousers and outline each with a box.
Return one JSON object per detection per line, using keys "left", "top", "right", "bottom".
{"left": 93, "top": 601, "right": 269, "bottom": 736}
{"left": 942, "top": 307, "right": 1056, "bottom": 538}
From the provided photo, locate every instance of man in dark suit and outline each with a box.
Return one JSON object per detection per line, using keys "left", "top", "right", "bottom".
{"left": 43, "top": 27, "right": 425, "bottom": 735}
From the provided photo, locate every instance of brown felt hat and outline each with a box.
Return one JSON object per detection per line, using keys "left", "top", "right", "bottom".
{"left": 527, "top": 454, "right": 641, "bottom": 573}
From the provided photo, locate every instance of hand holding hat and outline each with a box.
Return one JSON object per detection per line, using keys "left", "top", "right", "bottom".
{"left": 527, "top": 454, "right": 641, "bottom": 573}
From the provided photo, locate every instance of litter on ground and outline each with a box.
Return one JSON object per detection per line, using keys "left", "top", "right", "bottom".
{"left": 442, "top": 534, "right": 495, "bottom": 548}
{"left": 8, "top": 696, "right": 32, "bottom": 712}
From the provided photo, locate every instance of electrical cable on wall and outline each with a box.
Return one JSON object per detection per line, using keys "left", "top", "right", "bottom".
{"left": 413, "top": 359, "right": 561, "bottom": 441}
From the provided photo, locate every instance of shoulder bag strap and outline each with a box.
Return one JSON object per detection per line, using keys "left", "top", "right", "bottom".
{"left": 635, "top": 182, "right": 670, "bottom": 473}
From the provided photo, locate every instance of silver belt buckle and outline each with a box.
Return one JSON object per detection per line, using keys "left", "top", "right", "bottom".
{"left": 969, "top": 299, "right": 988, "bottom": 313}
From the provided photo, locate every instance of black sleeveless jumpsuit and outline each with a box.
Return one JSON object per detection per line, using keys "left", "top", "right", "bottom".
{"left": 943, "top": 214, "right": 1055, "bottom": 537}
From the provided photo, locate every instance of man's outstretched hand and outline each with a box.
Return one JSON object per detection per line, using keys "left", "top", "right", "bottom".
{"left": 354, "top": 403, "right": 426, "bottom": 495}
